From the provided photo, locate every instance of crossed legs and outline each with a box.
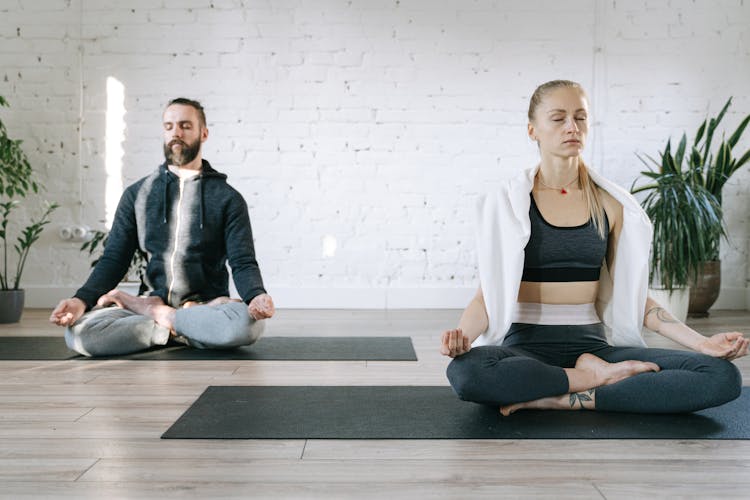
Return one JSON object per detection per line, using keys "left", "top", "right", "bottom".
{"left": 447, "top": 344, "right": 742, "bottom": 414}
{"left": 65, "top": 290, "right": 265, "bottom": 357}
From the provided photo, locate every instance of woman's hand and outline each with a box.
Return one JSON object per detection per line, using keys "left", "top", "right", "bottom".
{"left": 440, "top": 328, "right": 472, "bottom": 358}
{"left": 696, "top": 332, "right": 749, "bottom": 361}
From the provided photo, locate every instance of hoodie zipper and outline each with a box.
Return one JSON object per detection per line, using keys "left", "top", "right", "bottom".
{"left": 167, "top": 177, "right": 186, "bottom": 305}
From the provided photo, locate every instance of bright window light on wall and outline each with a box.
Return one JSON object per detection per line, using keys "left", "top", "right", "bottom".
{"left": 322, "top": 234, "right": 337, "bottom": 258}
{"left": 105, "top": 76, "right": 125, "bottom": 229}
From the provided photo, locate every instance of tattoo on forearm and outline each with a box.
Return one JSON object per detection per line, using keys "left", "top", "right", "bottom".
{"left": 646, "top": 306, "right": 678, "bottom": 326}
{"left": 569, "top": 389, "right": 594, "bottom": 409}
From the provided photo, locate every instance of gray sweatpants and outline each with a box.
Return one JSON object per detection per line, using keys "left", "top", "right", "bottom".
{"left": 65, "top": 301, "right": 265, "bottom": 357}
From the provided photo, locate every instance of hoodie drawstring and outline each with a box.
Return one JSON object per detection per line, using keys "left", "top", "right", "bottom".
{"left": 163, "top": 169, "right": 169, "bottom": 224}
{"left": 199, "top": 173, "right": 204, "bottom": 230}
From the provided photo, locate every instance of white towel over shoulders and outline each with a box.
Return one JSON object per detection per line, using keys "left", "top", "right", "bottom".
{"left": 474, "top": 166, "right": 652, "bottom": 347}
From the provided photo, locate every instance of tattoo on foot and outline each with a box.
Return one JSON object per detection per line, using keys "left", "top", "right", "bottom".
{"left": 569, "top": 389, "right": 594, "bottom": 409}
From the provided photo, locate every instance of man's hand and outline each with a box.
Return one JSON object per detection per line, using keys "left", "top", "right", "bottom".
{"left": 248, "top": 293, "right": 275, "bottom": 320}
{"left": 49, "top": 298, "right": 86, "bottom": 327}
{"left": 440, "top": 328, "right": 471, "bottom": 358}
{"left": 697, "top": 332, "right": 749, "bottom": 361}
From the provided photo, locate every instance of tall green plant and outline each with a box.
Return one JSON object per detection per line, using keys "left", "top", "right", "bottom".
{"left": 81, "top": 229, "right": 148, "bottom": 283}
{"left": 0, "top": 96, "right": 38, "bottom": 198}
{"left": 632, "top": 139, "right": 724, "bottom": 292}
{"left": 686, "top": 97, "right": 750, "bottom": 259}
{"left": 0, "top": 201, "right": 58, "bottom": 290}
{"left": 0, "top": 96, "right": 58, "bottom": 291}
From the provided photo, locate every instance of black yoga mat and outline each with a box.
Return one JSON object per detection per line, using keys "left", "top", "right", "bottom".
{"left": 0, "top": 336, "right": 416, "bottom": 361}
{"left": 162, "top": 385, "right": 750, "bottom": 440}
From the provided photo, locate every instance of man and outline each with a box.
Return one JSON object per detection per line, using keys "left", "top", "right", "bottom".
{"left": 51, "top": 97, "right": 274, "bottom": 356}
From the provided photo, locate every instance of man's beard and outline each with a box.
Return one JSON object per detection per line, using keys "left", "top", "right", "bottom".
{"left": 164, "top": 137, "right": 201, "bottom": 166}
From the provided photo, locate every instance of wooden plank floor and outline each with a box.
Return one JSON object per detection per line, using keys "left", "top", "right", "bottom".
{"left": 0, "top": 308, "right": 748, "bottom": 499}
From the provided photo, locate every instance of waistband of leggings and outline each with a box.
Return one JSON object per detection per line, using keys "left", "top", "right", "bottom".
{"left": 511, "top": 302, "right": 600, "bottom": 325}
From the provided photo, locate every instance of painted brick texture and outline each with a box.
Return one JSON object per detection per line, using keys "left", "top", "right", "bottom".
{"left": 0, "top": 0, "right": 748, "bottom": 307}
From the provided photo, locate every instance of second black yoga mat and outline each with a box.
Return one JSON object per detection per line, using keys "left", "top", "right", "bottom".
{"left": 162, "top": 385, "right": 750, "bottom": 440}
{"left": 0, "top": 336, "right": 416, "bottom": 361}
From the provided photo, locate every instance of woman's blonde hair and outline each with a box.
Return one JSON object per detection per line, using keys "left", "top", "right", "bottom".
{"left": 528, "top": 80, "right": 607, "bottom": 239}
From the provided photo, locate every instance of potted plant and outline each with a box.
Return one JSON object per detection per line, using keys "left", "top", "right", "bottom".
{"left": 0, "top": 95, "right": 58, "bottom": 323}
{"left": 631, "top": 137, "right": 723, "bottom": 322}
{"left": 81, "top": 228, "right": 148, "bottom": 293}
{"left": 684, "top": 98, "right": 750, "bottom": 316}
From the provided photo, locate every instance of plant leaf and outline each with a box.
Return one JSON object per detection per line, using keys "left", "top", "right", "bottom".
{"left": 694, "top": 119, "right": 707, "bottom": 147}
{"left": 727, "top": 113, "right": 750, "bottom": 148}
{"left": 674, "top": 133, "right": 687, "bottom": 168}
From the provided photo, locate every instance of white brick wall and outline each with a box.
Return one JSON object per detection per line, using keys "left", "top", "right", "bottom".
{"left": 1, "top": 0, "right": 748, "bottom": 309}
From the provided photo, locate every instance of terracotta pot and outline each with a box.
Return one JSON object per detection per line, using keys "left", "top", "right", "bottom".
{"left": 688, "top": 260, "right": 721, "bottom": 318}
{"left": 0, "top": 289, "right": 25, "bottom": 324}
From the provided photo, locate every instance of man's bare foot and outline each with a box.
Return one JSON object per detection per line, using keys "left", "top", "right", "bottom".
{"left": 97, "top": 289, "right": 163, "bottom": 313}
{"left": 574, "top": 353, "right": 660, "bottom": 387}
{"left": 147, "top": 303, "right": 177, "bottom": 330}
{"left": 182, "top": 297, "right": 240, "bottom": 308}
{"left": 206, "top": 296, "right": 241, "bottom": 306}
{"left": 97, "top": 290, "right": 175, "bottom": 329}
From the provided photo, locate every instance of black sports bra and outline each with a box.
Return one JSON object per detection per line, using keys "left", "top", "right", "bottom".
{"left": 522, "top": 194, "right": 609, "bottom": 282}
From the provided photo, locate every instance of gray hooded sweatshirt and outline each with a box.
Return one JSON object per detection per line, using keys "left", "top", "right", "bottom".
{"left": 74, "top": 160, "right": 266, "bottom": 309}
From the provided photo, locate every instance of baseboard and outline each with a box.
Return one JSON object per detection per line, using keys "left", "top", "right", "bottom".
{"left": 20, "top": 285, "right": 748, "bottom": 310}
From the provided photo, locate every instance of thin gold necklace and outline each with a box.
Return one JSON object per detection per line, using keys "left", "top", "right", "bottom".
{"left": 537, "top": 173, "right": 579, "bottom": 195}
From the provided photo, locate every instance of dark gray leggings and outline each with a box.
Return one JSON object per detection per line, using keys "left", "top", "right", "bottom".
{"left": 447, "top": 323, "right": 742, "bottom": 413}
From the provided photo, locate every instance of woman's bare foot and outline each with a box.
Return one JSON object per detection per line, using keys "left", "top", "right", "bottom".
{"left": 574, "top": 352, "right": 660, "bottom": 387}
{"left": 500, "top": 394, "right": 571, "bottom": 416}
{"left": 500, "top": 389, "right": 596, "bottom": 416}
{"left": 499, "top": 354, "right": 660, "bottom": 416}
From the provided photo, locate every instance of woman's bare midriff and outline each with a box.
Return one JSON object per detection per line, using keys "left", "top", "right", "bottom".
{"left": 517, "top": 280, "right": 599, "bottom": 305}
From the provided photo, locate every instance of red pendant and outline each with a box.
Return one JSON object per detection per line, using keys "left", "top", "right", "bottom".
{"left": 561, "top": 188, "right": 567, "bottom": 194}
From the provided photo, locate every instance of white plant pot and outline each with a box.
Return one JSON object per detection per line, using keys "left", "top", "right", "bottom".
{"left": 648, "top": 287, "right": 690, "bottom": 323}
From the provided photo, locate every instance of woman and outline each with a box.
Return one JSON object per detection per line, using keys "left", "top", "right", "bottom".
{"left": 442, "top": 80, "right": 747, "bottom": 415}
